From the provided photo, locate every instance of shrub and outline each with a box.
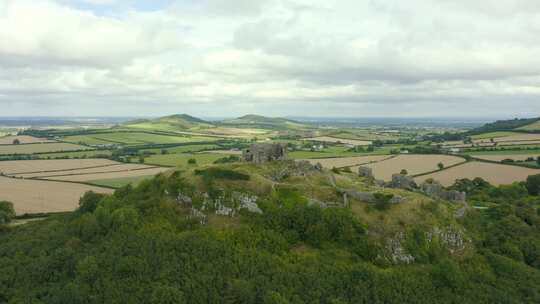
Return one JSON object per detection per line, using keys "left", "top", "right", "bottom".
{"left": 0, "top": 201, "right": 15, "bottom": 224}
{"left": 213, "top": 155, "right": 240, "bottom": 164}
{"left": 400, "top": 169, "right": 408, "bottom": 175}
{"left": 188, "top": 158, "right": 197, "bottom": 165}
{"left": 526, "top": 174, "right": 540, "bottom": 196}
{"left": 194, "top": 168, "right": 249, "bottom": 181}
{"left": 374, "top": 193, "right": 394, "bottom": 210}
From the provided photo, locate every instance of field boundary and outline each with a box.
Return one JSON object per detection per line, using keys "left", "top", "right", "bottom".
{"left": 32, "top": 166, "right": 163, "bottom": 179}
{"left": 5, "top": 163, "right": 120, "bottom": 176}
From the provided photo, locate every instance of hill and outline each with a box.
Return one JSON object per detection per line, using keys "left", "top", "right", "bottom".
{"left": 469, "top": 117, "right": 540, "bottom": 134}
{"left": 518, "top": 119, "right": 540, "bottom": 131}
{"left": 1, "top": 161, "right": 540, "bottom": 302}
{"left": 124, "top": 114, "right": 214, "bottom": 131}
{"left": 220, "top": 114, "right": 309, "bottom": 130}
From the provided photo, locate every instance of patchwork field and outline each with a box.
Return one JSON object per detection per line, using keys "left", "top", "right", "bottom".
{"left": 304, "top": 155, "right": 392, "bottom": 168}
{"left": 474, "top": 133, "right": 540, "bottom": 143}
{"left": 13, "top": 164, "right": 155, "bottom": 179}
{"left": 0, "top": 159, "right": 118, "bottom": 174}
{"left": 0, "top": 176, "right": 113, "bottom": 214}
{"left": 471, "top": 154, "right": 540, "bottom": 162}
{"left": 304, "top": 136, "right": 372, "bottom": 146}
{"left": 0, "top": 135, "right": 54, "bottom": 145}
{"left": 44, "top": 167, "right": 169, "bottom": 182}
{"left": 355, "top": 154, "right": 466, "bottom": 181}
{"left": 144, "top": 153, "right": 226, "bottom": 168}
{"left": 518, "top": 120, "right": 540, "bottom": 131}
{"left": 0, "top": 143, "right": 90, "bottom": 155}
{"left": 415, "top": 162, "right": 540, "bottom": 186}
{"left": 63, "top": 132, "right": 219, "bottom": 146}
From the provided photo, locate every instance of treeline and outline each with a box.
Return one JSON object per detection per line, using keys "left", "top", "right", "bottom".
{"left": 0, "top": 173, "right": 540, "bottom": 303}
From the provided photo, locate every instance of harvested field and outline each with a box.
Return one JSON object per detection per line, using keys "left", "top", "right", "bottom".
{"left": 0, "top": 159, "right": 118, "bottom": 175}
{"left": 474, "top": 133, "right": 540, "bottom": 143}
{"left": 499, "top": 140, "right": 540, "bottom": 146}
{"left": 43, "top": 167, "right": 170, "bottom": 182}
{"left": 0, "top": 176, "right": 113, "bottom": 214}
{"left": 0, "top": 143, "right": 89, "bottom": 155}
{"left": 0, "top": 135, "right": 54, "bottom": 145}
{"left": 304, "top": 155, "right": 392, "bottom": 169}
{"left": 471, "top": 154, "right": 540, "bottom": 162}
{"left": 14, "top": 164, "right": 155, "bottom": 179}
{"left": 415, "top": 162, "right": 540, "bottom": 186}
{"left": 305, "top": 136, "right": 372, "bottom": 146}
{"left": 357, "top": 154, "right": 466, "bottom": 181}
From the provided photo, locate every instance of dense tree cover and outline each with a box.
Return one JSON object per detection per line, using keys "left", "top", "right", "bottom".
{"left": 1, "top": 174, "right": 540, "bottom": 303}
{"left": 467, "top": 117, "right": 540, "bottom": 134}
{"left": 0, "top": 201, "right": 15, "bottom": 225}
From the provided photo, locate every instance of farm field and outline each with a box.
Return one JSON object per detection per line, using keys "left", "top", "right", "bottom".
{"left": 88, "top": 175, "right": 156, "bottom": 188}
{"left": 38, "top": 149, "right": 112, "bottom": 159}
{"left": 142, "top": 144, "right": 220, "bottom": 154}
{"left": 354, "top": 154, "right": 466, "bottom": 181}
{"left": 143, "top": 153, "right": 225, "bottom": 168}
{"left": 470, "top": 154, "right": 540, "bottom": 162}
{"left": 415, "top": 162, "right": 540, "bottom": 186}
{"left": 44, "top": 167, "right": 169, "bottom": 182}
{"left": 63, "top": 132, "right": 218, "bottom": 146}
{"left": 0, "top": 135, "right": 53, "bottom": 145}
{"left": 474, "top": 133, "right": 540, "bottom": 143}
{"left": 13, "top": 163, "right": 155, "bottom": 179}
{"left": 0, "top": 176, "right": 113, "bottom": 214}
{"left": 470, "top": 132, "right": 519, "bottom": 140}
{"left": 0, "top": 159, "right": 118, "bottom": 175}
{"left": 0, "top": 142, "right": 90, "bottom": 155}
{"left": 204, "top": 149, "right": 242, "bottom": 155}
{"left": 303, "top": 155, "right": 392, "bottom": 169}
{"left": 304, "top": 136, "right": 372, "bottom": 146}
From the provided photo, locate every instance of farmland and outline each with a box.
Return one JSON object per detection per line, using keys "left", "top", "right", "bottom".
{"left": 0, "top": 159, "right": 118, "bottom": 175}
{"left": 0, "top": 142, "right": 90, "bottom": 155}
{"left": 304, "top": 136, "right": 372, "bottom": 146}
{"left": 354, "top": 154, "right": 466, "bottom": 181}
{"left": 62, "top": 131, "right": 219, "bottom": 146}
{"left": 143, "top": 153, "right": 227, "bottom": 168}
{"left": 304, "top": 155, "right": 392, "bottom": 169}
{"left": 415, "top": 161, "right": 540, "bottom": 186}
{"left": 0, "top": 135, "right": 53, "bottom": 145}
{"left": 0, "top": 176, "right": 113, "bottom": 214}
{"left": 471, "top": 154, "right": 540, "bottom": 162}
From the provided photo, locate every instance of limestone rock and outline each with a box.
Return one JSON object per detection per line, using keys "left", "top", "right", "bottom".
{"left": 390, "top": 174, "right": 417, "bottom": 190}
{"left": 358, "top": 166, "right": 374, "bottom": 178}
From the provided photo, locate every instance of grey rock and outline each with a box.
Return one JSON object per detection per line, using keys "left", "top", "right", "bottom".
{"left": 391, "top": 174, "right": 417, "bottom": 190}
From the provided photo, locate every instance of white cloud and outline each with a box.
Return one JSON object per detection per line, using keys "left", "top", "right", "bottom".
{"left": 1, "top": 0, "right": 539, "bottom": 117}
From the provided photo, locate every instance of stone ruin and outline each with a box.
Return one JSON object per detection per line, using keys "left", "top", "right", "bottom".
{"left": 390, "top": 174, "right": 417, "bottom": 190}
{"left": 421, "top": 180, "right": 466, "bottom": 203}
{"left": 243, "top": 143, "right": 288, "bottom": 164}
{"left": 358, "top": 166, "right": 373, "bottom": 178}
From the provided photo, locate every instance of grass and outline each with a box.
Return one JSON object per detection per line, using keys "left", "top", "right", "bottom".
{"left": 143, "top": 153, "right": 225, "bottom": 168}
{"left": 463, "top": 149, "right": 540, "bottom": 155}
{"left": 0, "top": 143, "right": 90, "bottom": 155}
{"left": 88, "top": 175, "right": 155, "bottom": 188}
{"left": 517, "top": 120, "right": 540, "bottom": 131}
{"left": 63, "top": 132, "right": 219, "bottom": 146}
{"left": 471, "top": 131, "right": 518, "bottom": 140}
{"left": 289, "top": 145, "right": 398, "bottom": 159}
{"left": 141, "top": 144, "right": 221, "bottom": 154}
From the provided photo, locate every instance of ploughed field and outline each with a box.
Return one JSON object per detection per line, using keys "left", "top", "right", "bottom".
{"left": 304, "top": 155, "right": 392, "bottom": 168}
{"left": 0, "top": 142, "right": 89, "bottom": 155}
{"left": 0, "top": 176, "right": 113, "bottom": 214}
{"left": 415, "top": 161, "right": 540, "bottom": 186}
{"left": 351, "top": 154, "right": 466, "bottom": 181}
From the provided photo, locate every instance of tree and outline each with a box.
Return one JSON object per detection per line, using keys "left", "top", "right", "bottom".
{"left": 12, "top": 139, "right": 20, "bottom": 145}
{"left": 537, "top": 156, "right": 540, "bottom": 165}
{"left": 437, "top": 162, "right": 444, "bottom": 170}
{"left": 188, "top": 158, "right": 197, "bottom": 165}
{"left": 0, "top": 201, "right": 15, "bottom": 224}
{"left": 526, "top": 174, "right": 540, "bottom": 196}
{"left": 400, "top": 169, "right": 408, "bottom": 175}
{"left": 139, "top": 155, "right": 145, "bottom": 164}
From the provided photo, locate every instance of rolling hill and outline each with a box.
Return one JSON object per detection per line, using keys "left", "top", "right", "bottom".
{"left": 124, "top": 114, "right": 214, "bottom": 131}
{"left": 468, "top": 117, "right": 540, "bottom": 134}
{"left": 220, "top": 114, "right": 309, "bottom": 130}
{"left": 518, "top": 119, "right": 540, "bottom": 131}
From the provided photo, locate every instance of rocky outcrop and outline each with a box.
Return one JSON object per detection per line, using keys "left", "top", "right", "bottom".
{"left": 421, "top": 180, "right": 466, "bottom": 203}
{"left": 427, "top": 227, "right": 467, "bottom": 253}
{"left": 386, "top": 232, "right": 415, "bottom": 264}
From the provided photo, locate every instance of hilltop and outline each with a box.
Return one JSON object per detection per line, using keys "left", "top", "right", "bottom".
{"left": 1, "top": 160, "right": 540, "bottom": 302}
{"left": 220, "top": 114, "right": 309, "bottom": 130}
{"left": 124, "top": 114, "right": 214, "bottom": 131}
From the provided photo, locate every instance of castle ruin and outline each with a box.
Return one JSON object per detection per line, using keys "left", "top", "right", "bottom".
{"left": 243, "top": 143, "right": 288, "bottom": 164}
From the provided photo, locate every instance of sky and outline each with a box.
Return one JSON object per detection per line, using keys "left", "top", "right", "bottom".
{"left": 1, "top": 0, "right": 539, "bottom": 118}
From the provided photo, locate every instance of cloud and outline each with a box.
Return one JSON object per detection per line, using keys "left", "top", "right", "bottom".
{"left": 1, "top": 0, "right": 539, "bottom": 117}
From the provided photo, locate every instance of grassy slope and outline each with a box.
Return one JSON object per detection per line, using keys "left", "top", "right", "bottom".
{"left": 518, "top": 120, "right": 540, "bottom": 131}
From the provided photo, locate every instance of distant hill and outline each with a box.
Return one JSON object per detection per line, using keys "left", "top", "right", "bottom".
{"left": 124, "top": 114, "right": 214, "bottom": 130}
{"left": 468, "top": 117, "right": 540, "bottom": 134}
{"left": 220, "top": 114, "right": 308, "bottom": 130}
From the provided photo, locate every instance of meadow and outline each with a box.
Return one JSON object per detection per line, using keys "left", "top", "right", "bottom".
{"left": 0, "top": 135, "right": 53, "bottom": 145}
{"left": 63, "top": 132, "right": 219, "bottom": 146}
{"left": 0, "top": 143, "right": 90, "bottom": 155}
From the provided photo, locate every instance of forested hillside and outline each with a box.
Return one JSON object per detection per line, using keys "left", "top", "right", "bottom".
{"left": 1, "top": 165, "right": 540, "bottom": 303}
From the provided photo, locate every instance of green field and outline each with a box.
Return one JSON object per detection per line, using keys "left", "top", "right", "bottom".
{"left": 471, "top": 131, "right": 518, "bottom": 139}
{"left": 143, "top": 153, "right": 227, "bottom": 168}
{"left": 88, "top": 175, "right": 157, "bottom": 188}
{"left": 141, "top": 144, "right": 221, "bottom": 154}
{"left": 63, "top": 132, "right": 218, "bottom": 146}
{"left": 517, "top": 120, "right": 540, "bottom": 131}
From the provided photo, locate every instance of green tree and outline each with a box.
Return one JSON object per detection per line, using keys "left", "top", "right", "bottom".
{"left": 0, "top": 201, "right": 15, "bottom": 224}
{"left": 437, "top": 162, "right": 444, "bottom": 170}
{"left": 188, "top": 158, "right": 197, "bottom": 165}
{"left": 526, "top": 174, "right": 540, "bottom": 196}
{"left": 12, "top": 139, "right": 20, "bottom": 145}
{"left": 400, "top": 169, "right": 408, "bottom": 175}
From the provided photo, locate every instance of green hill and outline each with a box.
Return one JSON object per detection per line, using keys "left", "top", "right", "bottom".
{"left": 518, "top": 119, "right": 540, "bottom": 131}
{"left": 469, "top": 117, "right": 540, "bottom": 134}
{"left": 125, "top": 114, "right": 214, "bottom": 131}
{"left": 1, "top": 161, "right": 540, "bottom": 302}
{"left": 220, "top": 114, "right": 309, "bottom": 130}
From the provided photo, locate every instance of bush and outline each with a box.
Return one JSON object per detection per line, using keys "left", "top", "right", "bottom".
{"left": 194, "top": 168, "right": 249, "bottom": 181}
{"left": 188, "top": 158, "right": 197, "bottom": 165}
{"left": 374, "top": 193, "right": 394, "bottom": 210}
{"left": 526, "top": 174, "right": 540, "bottom": 196}
{"left": 213, "top": 155, "right": 240, "bottom": 164}
{"left": 0, "top": 201, "right": 15, "bottom": 224}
